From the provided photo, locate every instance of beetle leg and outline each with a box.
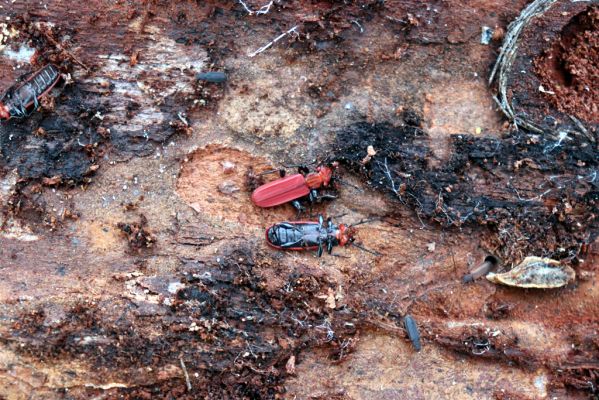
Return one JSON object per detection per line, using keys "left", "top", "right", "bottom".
{"left": 298, "top": 165, "right": 310, "bottom": 175}
{"left": 31, "top": 92, "right": 40, "bottom": 114}
{"left": 327, "top": 238, "right": 333, "bottom": 254}
{"left": 318, "top": 214, "right": 324, "bottom": 230}
{"left": 291, "top": 200, "right": 302, "bottom": 211}
{"left": 318, "top": 194, "right": 337, "bottom": 201}
{"left": 14, "top": 97, "right": 26, "bottom": 118}
{"left": 307, "top": 192, "right": 316, "bottom": 218}
{"left": 291, "top": 200, "right": 305, "bottom": 218}
{"left": 317, "top": 240, "right": 323, "bottom": 257}
{"left": 279, "top": 169, "right": 286, "bottom": 178}
{"left": 258, "top": 168, "right": 282, "bottom": 177}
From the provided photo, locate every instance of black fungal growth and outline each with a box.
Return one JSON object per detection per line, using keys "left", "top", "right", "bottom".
{"left": 0, "top": 84, "right": 108, "bottom": 184}
{"left": 9, "top": 245, "right": 359, "bottom": 398}
{"left": 334, "top": 117, "right": 598, "bottom": 264}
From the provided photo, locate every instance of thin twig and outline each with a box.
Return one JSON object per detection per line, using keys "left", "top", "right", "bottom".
{"left": 248, "top": 25, "right": 299, "bottom": 57}
{"left": 489, "top": 0, "right": 558, "bottom": 132}
{"left": 385, "top": 15, "right": 408, "bottom": 24}
{"left": 237, "top": 0, "right": 275, "bottom": 15}
{"left": 42, "top": 30, "right": 90, "bottom": 71}
{"left": 569, "top": 115, "right": 595, "bottom": 143}
{"left": 380, "top": 158, "right": 401, "bottom": 197}
{"left": 179, "top": 358, "right": 192, "bottom": 391}
{"left": 351, "top": 20, "right": 364, "bottom": 33}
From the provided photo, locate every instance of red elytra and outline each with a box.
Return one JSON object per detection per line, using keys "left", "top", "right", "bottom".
{"left": 251, "top": 174, "right": 311, "bottom": 207}
{"left": 250, "top": 165, "right": 335, "bottom": 208}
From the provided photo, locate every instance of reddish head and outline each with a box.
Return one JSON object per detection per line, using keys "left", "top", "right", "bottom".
{"left": 305, "top": 162, "right": 338, "bottom": 189}
{"left": 0, "top": 103, "right": 10, "bottom": 120}
{"left": 336, "top": 224, "right": 356, "bottom": 247}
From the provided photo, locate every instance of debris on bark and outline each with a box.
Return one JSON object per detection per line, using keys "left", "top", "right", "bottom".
{"left": 335, "top": 118, "right": 598, "bottom": 265}
{"left": 0, "top": 0, "right": 597, "bottom": 398}
{"left": 462, "top": 255, "right": 499, "bottom": 283}
{"left": 486, "top": 256, "right": 575, "bottom": 288}
{"left": 117, "top": 215, "right": 156, "bottom": 253}
{"left": 196, "top": 71, "right": 227, "bottom": 83}
{"left": 535, "top": 5, "right": 599, "bottom": 123}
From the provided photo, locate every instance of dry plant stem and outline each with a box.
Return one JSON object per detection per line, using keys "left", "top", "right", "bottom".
{"left": 41, "top": 29, "right": 90, "bottom": 71}
{"left": 489, "top": 0, "right": 595, "bottom": 138}
{"left": 248, "top": 25, "right": 299, "bottom": 57}
{"left": 237, "top": 0, "right": 275, "bottom": 15}
{"left": 489, "top": 0, "right": 558, "bottom": 133}
{"left": 381, "top": 157, "right": 401, "bottom": 198}
{"left": 569, "top": 115, "right": 596, "bottom": 143}
{"left": 376, "top": 158, "right": 427, "bottom": 228}
{"left": 180, "top": 358, "right": 192, "bottom": 391}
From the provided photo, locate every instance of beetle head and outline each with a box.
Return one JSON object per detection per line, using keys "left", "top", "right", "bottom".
{"left": 317, "top": 162, "right": 339, "bottom": 186}
{"left": 0, "top": 103, "right": 10, "bottom": 120}
{"left": 317, "top": 166, "right": 332, "bottom": 186}
{"left": 336, "top": 224, "right": 356, "bottom": 247}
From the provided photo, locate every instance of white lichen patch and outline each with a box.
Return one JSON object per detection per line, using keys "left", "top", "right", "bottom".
{"left": 2, "top": 44, "right": 35, "bottom": 63}
{"left": 0, "top": 23, "right": 19, "bottom": 52}
{"left": 0, "top": 169, "right": 17, "bottom": 200}
{"left": 90, "top": 31, "right": 208, "bottom": 135}
{"left": 1, "top": 218, "right": 39, "bottom": 242}
{"left": 167, "top": 281, "right": 185, "bottom": 294}
{"left": 534, "top": 373, "right": 548, "bottom": 398}
{"left": 486, "top": 256, "right": 575, "bottom": 288}
{"left": 0, "top": 170, "right": 38, "bottom": 241}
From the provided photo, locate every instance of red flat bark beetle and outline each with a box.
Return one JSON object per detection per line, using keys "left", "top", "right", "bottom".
{"left": 265, "top": 215, "right": 379, "bottom": 257}
{"left": 251, "top": 162, "right": 339, "bottom": 214}
{"left": 0, "top": 64, "right": 61, "bottom": 121}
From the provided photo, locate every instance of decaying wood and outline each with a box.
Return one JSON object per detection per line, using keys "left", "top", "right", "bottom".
{"left": 0, "top": 0, "right": 597, "bottom": 399}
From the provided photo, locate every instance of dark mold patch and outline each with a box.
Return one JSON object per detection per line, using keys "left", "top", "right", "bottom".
{"left": 0, "top": 18, "right": 108, "bottom": 186}
{"left": 334, "top": 118, "right": 598, "bottom": 264}
{"left": 7, "top": 245, "right": 358, "bottom": 399}
{"left": 117, "top": 215, "right": 156, "bottom": 253}
{"left": 0, "top": 84, "right": 108, "bottom": 184}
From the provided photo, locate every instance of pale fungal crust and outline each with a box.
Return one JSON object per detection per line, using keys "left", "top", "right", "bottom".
{"left": 0, "top": 23, "right": 19, "bottom": 52}
{"left": 486, "top": 256, "right": 575, "bottom": 288}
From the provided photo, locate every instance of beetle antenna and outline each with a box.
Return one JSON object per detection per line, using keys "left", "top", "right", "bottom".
{"left": 335, "top": 178, "right": 364, "bottom": 192}
{"left": 282, "top": 159, "right": 318, "bottom": 168}
{"left": 326, "top": 212, "right": 346, "bottom": 220}
{"left": 349, "top": 218, "right": 379, "bottom": 227}
{"left": 351, "top": 242, "right": 382, "bottom": 256}
{"left": 331, "top": 254, "right": 351, "bottom": 259}
{"left": 258, "top": 168, "right": 283, "bottom": 176}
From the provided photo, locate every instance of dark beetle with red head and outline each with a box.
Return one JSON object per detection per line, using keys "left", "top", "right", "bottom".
{"left": 266, "top": 215, "right": 355, "bottom": 257}
{"left": 265, "top": 215, "right": 379, "bottom": 257}
{"left": 0, "top": 64, "right": 61, "bottom": 121}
